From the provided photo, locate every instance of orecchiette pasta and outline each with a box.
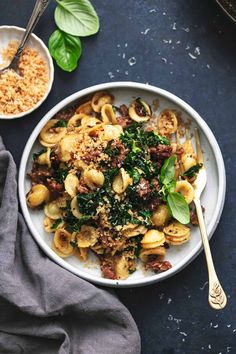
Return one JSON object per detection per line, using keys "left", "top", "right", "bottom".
{"left": 27, "top": 91, "right": 204, "bottom": 280}
{"left": 26, "top": 184, "right": 49, "bottom": 208}
{"left": 101, "top": 104, "right": 117, "bottom": 125}
{"left": 64, "top": 173, "right": 79, "bottom": 197}
{"left": 40, "top": 119, "right": 67, "bottom": 144}
{"left": 157, "top": 110, "right": 178, "bottom": 136}
{"left": 129, "top": 98, "right": 151, "bottom": 122}
{"left": 91, "top": 91, "right": 114, "bottom": 112}
{"left": 112, "top": 168, "right": 132, "bottom": 194}
{"left": 53, "top": 228, "right": 74, "bottom": 257}
{"left": 83, "top": 169, "right": 104, "bottom": 189}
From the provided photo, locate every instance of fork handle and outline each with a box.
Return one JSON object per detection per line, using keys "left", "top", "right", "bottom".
{"left": 194, "top": 198, "right": 227, "bottom": 309}
{"left": 10, "top": 0, "right": 51, "bottom": 70}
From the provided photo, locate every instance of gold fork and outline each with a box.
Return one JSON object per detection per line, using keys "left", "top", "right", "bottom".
{"left": 193, "top": 128, "right": 227, "bottom": 309}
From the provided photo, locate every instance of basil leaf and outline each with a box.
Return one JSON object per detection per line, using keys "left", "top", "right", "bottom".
{"left": 55, "top": 0, "right": 99, "bottom": 37}
{"left": 48, "top": 29, "right": 82, "bottom": 72}
{"left": 160, "top": 155, "right": 176, "bottom": 185}
{"left": 167, "top": 192, "right": 190, "bottom": 224}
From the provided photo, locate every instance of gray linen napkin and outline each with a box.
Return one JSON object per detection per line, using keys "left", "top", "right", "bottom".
{"left": 0, "top": 137, "right": 141, "bottom": 354}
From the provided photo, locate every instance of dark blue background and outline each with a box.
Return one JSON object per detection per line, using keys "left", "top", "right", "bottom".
{"left": 0, "top": 1, "right": 236, "bottom": 353}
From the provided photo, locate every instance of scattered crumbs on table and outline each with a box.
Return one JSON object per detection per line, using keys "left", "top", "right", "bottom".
{"left": 141, "top": 28, "right": 151, "bottom": 35}
{"left": 163, "top": 12, "right": 166, "bottom": 16}
{"left": 171, "top": 22, "right": 177, "bottom": 30}
{"left": 213, "top": 324, "right": 219, "bottom": 328}
{"left": 182, "top": 27, "right": 190, "bottom": 32}
{"left": 176, "top": 40, "right": 181, "bottom": 44}
{"left": 188, "top": 53, "right": 197, "bottom": 60}
{"left": 122, "top": 53, "right": 126, "bottom": 59}
{"left": 125, "top": 43, "right": 128, "bottom": 48}
{"left": 163, "top": 39, "right": 172, "bottom": 44}
{"left": 159, "top": 293, "right": 164, "bottom": 300}
{"left": 170, "top": 71, "right": 173, "bottom": 75}
{"left": 227, "top": 347, "right": 231, "bottom": 352}
{"left": 167, "top": 298, "right": 172, "bottom": 304}
{"left": 192, "top": 73, "right": 196, "bottom": 77}
{"left": 182, "top": 338, "right": 185, "bottom": 342}
{"left": 128, "top": 57, "right": 136, "bottom": 66}
{"left": 108, "top": 72, "right": 115, "bottom": 79}
{"left": 161, "top": 57, "right": 167, "bottom": 63}
{"left": 125, "top": 70, "right": 129, "bottom": 75}
{"left": 194, "top": 46, "right": 201, "bottom": 56}
{"left": 227, "top": 324, "right": 232, "bottom": 328}
{"left": 233, "top": 329, "right": 236, "bottom": 333}
{"left": 185, "top": 45, "right": 191, "bottom": 50}
{"left": 208, "top": 344, "right": 212, "bottom": 349}
{"left": 117, "top": 44, "right": 120, "bottom": 48}
{"left": 149, "top": 8, "right": 157, "bottom": 13}
{"left": 116, "top": 69, "right": 120, "bottom": 73}
{"left": 206, "top": 64, "right": 211, "bottom": 69}
{"left": 188, "top": 294, "right": 191, "bottom": 298}
{"left": 199, "top": 281, "right": 208, "bottom": 290}
{"left": 180, "top": 331, "right": 187, "bottom": 337}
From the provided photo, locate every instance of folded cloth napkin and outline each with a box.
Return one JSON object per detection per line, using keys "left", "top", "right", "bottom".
{"left": 0, "top": 137, "right": 141, "bottom": 354}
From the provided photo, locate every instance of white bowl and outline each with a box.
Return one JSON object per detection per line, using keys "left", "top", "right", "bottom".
{"left": 18, "top": 82, "right": 226, "bottom": 287}
{"left": 0, "top": 25, "right": 54, "bottom": 119}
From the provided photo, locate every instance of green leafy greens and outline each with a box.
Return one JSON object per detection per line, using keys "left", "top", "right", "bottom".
{"left": 182, "top": 163, "right": 203, "bottom": 179}
{"left": 33, "top": 149, "right": 46, "bottom": 161}
{"left": 53, "top": 118, "right": 69, "bottom": 127}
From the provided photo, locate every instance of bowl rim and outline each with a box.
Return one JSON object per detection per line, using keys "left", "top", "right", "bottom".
{"left": 18, "top": 81, "right": 226, "bottom": 287}
{"left": 0, "top": 25, "right": 54, "bottom": 120}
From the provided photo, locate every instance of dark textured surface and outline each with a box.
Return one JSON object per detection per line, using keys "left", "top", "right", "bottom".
{"left": 0, "top": 1, "right": 236, "bottom": 353}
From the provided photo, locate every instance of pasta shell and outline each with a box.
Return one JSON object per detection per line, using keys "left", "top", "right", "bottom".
{"left": 39, "top": 139, "right": 56, "bottom": 148}
{"left": 44, "top": 199, "right": 64, "bottom": 220}
{"left": 26, "top": 184, "right": 50, "bottom": 208}
{"left": 164, "top": 221, "right": 190, "bottom": 245}
{"left": 142, "top": 240, "right": 166, "bottom": 249}
{"left": 151, "top": 204, "right": 171, "bottom": 227}
{"left": 40, "top": 119, "right": 67, "bottom": 144}
{"left": 53, "top": 228, "right": 74, "bottom": 257}
{"left": 76, "top": 226, "right": 99, "bottom": 248}
{"left": 129, "top": 99, "right": 151, "bottom": 123}
{"left": 44, "top": 217, "right": 64, "bottom": 232}
{"left": 112, "top": 168, "right": 132, "bottom": 194}
{"left": 58, "top": 133, "right": 78, "bottom": 162}
{"left": 157, "top": 110, "right": 178, "bottom": 136}
{"left": 101, "top": 104, "right": 117, "bottom": 125}
{"left": 122, "top": 223, "right": 147, "bottom": 238}
{"left": 35, "top": 148, "right": 51, "bottom": 167}
{"left": 91, "top": 91, "right": 114, "bottom": 112}
{"left": 75, "top": 247, "right": 89, "bottom": 261}
{"left": 141, "top": 229, "right": 165, "bottom": 245}
{"left": 76, "top": 100, "right": 93, "bottom": 115}
{"left": 115, "top": 255, "right": 129, "bottom": 280}
{"left": 68, "top": 113, "right": 90, "bottom": 128}
{"left": 71, "top": 196, "right": 83, "bottom": 219}
{"left": 139, "top": 247, "right": 166, "bottom": 262}
{"left": 100, "top": 124, "right": 123, "bottom": 141}
{"left": 83, "top": 169, "right": 104, "bottom": 190}
{"left": 175, "top": 180, "right": 194, "bottom": 204}
{"left": 81, "top": 117, "right": 102, "bottom": 128}
{"left": 64, "top": 173, "right": 79, "bottom": 197}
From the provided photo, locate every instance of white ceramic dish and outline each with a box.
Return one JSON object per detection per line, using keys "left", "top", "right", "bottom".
{"left": 0, "top": 25, "right": 54, "bottom": 120}
{"left": 18, "top": 82, "right": 226, "bottom": 287}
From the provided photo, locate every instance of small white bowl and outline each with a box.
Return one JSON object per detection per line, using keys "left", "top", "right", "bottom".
{"left": 18, "top": 82, "right": 226, "bottom": 288}
{"left": 0, "top": 25, "right": 54, "bottom": 120}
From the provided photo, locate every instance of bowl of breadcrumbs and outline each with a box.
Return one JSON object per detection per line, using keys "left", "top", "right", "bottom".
{"left": 0, "top": 26, "right": 54, "bottom": 119}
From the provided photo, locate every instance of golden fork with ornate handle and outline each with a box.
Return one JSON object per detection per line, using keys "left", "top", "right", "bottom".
{"left": 192, "top": 129, "right": 227, "bottom": 309}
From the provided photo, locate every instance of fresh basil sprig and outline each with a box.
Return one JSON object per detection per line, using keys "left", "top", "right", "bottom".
{"left": 55, "top": 0, "right": 100, "bottom": 36}
{"left": 182, "top": 163, "right": 203, "bottom": 179}
{"left": 49, "top": 30, "right": 82, "bottom": 72}
{"left": 48, "top": 0, "right": 99, "bottom": 72}
{"left": 160, "top": 155, "right": 190, "bottom": 224}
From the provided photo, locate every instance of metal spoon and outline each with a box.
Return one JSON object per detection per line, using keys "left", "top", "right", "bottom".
{"left": 0, "top": 0, "right": 51, "bottom": 75}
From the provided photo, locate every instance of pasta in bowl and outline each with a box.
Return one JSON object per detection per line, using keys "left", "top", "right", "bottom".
{"left": 19, "top": 82, "right": 225, "bottom": 287}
